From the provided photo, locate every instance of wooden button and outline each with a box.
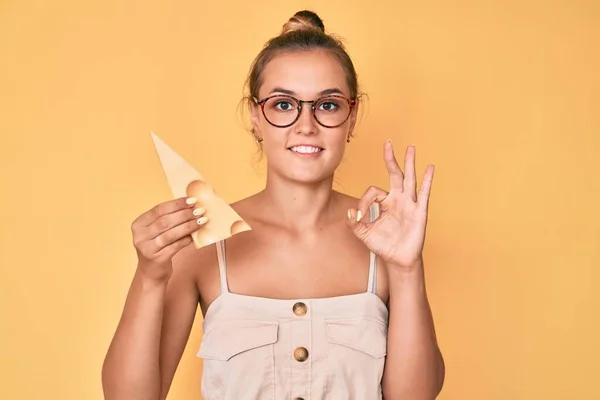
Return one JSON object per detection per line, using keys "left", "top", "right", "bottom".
{"left": 292, "top": 302, "right": 307, "bottom": 316}
{"left": 293, "top": 347, "right": 309, "bottom": 362}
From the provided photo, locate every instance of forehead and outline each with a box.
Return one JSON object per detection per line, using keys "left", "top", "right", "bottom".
{"left": 259, "top": 50, "right": 350, "bottom": 98}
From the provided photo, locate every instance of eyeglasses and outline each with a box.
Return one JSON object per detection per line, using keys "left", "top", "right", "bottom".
{"left": 255, "top": 94, "right": 356, "bottom": 128}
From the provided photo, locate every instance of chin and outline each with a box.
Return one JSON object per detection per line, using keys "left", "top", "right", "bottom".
{"left": 289, "top": 163, "right": 340, "bottom": 184}
{"left": 266, "top": 148, "right": 343, "bottom": 185}
{"left": 269, "top": 165, "right": 335, "bottom": 185}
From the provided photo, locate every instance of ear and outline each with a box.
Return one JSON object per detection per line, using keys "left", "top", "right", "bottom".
{"left": 249, "top": 100, "right": 262, "bottom": 139}
{"left": 347, "top": 100, "right": 360, "bottom": 138}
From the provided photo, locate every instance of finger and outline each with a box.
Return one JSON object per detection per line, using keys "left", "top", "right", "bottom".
{"left": 133, "top": 196, "right": 197, "bottom": 228}
{"left": 146, "top": 206, "right": 206, "bottom": 241}
{"left": 346, "top": 208, "right": 371, "bottom": 242}
{"left": 353, "top": 186, "right": 388, "bottom": 223}
{"left": 383, "top": 140, "right": 404, "bottom": 191}
{"left": 404, "top": 145, "right": 417, "bottom": 201}
{"left": 417, "top": 165, "right": 435, "bottom": 211}
{"left": 154, "top": 235, "right": 194, "bottom": 260}
{"left": 150, "top": 216, "right": 208, "bottom": 254}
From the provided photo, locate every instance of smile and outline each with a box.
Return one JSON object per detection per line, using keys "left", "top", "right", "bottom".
{"left": 289, "top": 145, "right": 323, "bottom": 154}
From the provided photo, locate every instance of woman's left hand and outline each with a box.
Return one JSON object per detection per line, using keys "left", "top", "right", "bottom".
{"left": 347, "top": 140, "right": 435, "bottom": 270}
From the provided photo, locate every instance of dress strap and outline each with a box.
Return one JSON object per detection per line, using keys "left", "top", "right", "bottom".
{"left": 366, "top": 203, "right": 380, "bottom": 294}
{"left": 216, "top": 240, "right": 229, "bottom": 293}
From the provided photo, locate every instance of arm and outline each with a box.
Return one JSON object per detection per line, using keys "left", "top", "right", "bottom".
{"left": 101, "top": 248, "right": 199, "bottom": 400}
{"left": 102, "top": 197, "right": 206, "bottom": 400}
{"left": 346, "top": 142, "right": 444, "bottom": 399}
{"left": 382, "top": 259, "right": 445, "bottom": 400}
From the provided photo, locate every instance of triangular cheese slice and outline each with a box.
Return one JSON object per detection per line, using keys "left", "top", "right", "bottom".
{"left": 150, "top": 131, "right": 251, "bottom": 249}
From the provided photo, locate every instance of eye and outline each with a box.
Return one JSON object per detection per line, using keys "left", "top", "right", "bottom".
{"left": 317, "top": 100, "right": 340, "bottom": 112}
{"left": 276, "top": 102, "right": 292, "bottom": 110}
{"left": 271, "top": 99, "right": 296, "bottom": 112}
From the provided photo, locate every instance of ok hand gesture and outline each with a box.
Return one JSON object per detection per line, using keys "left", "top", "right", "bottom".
{"left": 347, "top": 140, "right": 435, "bottom": 270}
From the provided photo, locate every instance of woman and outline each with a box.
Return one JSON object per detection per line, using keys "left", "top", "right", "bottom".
{"left": 102, "top": 10, "right": 445, "bottom": 400}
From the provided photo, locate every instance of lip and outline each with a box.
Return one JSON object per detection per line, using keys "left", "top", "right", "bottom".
{"left": 287, "top": 144, "right": 324, "bottom": 158}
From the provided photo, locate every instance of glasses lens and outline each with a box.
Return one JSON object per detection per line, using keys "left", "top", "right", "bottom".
{"left": 314, "top": 96, "right": 351, "bottom": 127}
{"left": 262, "top": 96, "right": 299, "bottom": 127}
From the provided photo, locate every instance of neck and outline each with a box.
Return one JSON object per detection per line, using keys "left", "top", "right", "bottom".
{"left": 259, "top": 172, "right": 337, "bottom": 231}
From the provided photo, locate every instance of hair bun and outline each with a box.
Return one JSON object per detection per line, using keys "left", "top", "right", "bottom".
{"left": 281, "top": 10, "right": 325, "bottom": 35}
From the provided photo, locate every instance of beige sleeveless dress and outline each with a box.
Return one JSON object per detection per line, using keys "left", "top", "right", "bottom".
{"left": 197, "top": 204, "right": 389, "bottom": 399}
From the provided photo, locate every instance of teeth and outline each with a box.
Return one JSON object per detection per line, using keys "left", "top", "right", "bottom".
{"left": 290, "top": 146, "right": 322, "bottom": 154}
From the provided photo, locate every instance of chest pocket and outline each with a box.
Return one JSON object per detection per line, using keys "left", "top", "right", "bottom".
{"left": 324, "top": 316, "right": 388, "bottom": 397}
{"left": 197, "top": 320, "right": 279, "bottom": 400}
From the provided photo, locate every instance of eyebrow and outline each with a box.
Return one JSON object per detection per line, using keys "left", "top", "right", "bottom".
{"left": 269, "top": 87, "right": 346, "bottom": 97}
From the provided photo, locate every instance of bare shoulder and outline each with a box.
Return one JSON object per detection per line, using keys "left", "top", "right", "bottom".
{"left": 171, "top": 192, "right": 261, "bottom": 273}
{"left": 334, "top": 190, "right": 389, "bottom": 300}
{"left": 333, "top": 190, "right": 377, "bottom": 221}
{"left": 334, "top": 191, "right": 360, "bottom": 207}
{"left": 172, "top": 239, "right": 217, "bottom": 272}
{"left": 169, "top": 192, "right": 261, "bottom": 310}
{"left": 229, "top": 192, "right": 263, "bottom": 221}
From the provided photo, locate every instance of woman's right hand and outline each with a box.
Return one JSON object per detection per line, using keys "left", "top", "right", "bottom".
{"left": 131, "top": 196, "right": 207, "bottom": 283}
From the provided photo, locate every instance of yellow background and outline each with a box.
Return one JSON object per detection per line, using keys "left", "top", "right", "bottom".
{"left": 1, "top": 0, "right": 598, "bottom": 399}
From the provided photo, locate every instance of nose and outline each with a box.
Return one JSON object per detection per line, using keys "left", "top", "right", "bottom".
{"left": 294, "top": 103, "right": 317, "bottom": 136}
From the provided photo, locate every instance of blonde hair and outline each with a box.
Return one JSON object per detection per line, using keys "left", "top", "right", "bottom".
{"left": 280, "top": 10, "right": 325, "bottom": 35}
{"left": 244, "top": 10, "right": 360, "bottom": 104}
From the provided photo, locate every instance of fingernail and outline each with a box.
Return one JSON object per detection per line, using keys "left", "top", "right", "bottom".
{"left": 197, "top": 216, "right": 208, "bottom": 225}
{"left": 193, "top": 207, "right": 205, "bottom": 216}
{"left": 387, "top": 138, "right": 392, "bottom": 144}
{"left": 356, "top": 210, "right": 362, "bottom": 222}
{"left": 186, "top": 197, "right": 197, "bottom": 205}
{"left": 347, "top": 209, "right": 352, "bottom": 220}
